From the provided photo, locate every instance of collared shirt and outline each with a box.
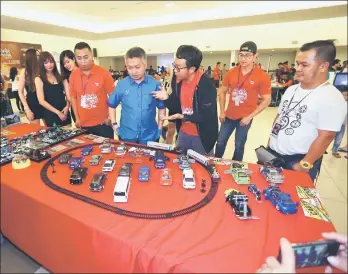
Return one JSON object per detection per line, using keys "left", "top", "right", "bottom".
{"left": 69, "top": 64, "right": 114, "bottom": 127}
{"left": 108, "top": 75, "right": 165, "bottom": 144}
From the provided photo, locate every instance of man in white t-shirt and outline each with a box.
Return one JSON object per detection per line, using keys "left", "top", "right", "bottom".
{"left": 268, "top": 40, "right": 347, "bottom": 182}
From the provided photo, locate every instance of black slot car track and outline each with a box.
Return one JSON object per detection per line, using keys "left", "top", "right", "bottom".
{"left": 40, "top": 141, "right": 219, "bottom": 220}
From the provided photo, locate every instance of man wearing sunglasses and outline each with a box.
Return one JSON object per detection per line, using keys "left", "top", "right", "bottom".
{"left": 152, "top": 45, "right": 218, "bottom": 155}
{"left": 215, "top": 41, "right": 271, "bottom": 161}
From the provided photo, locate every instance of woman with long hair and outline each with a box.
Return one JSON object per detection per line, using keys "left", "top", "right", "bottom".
{"left": 9, "top": 67, "right": 24, "bottom": 113}
{"left": 59, "top": 50, "right": 78, "bottom": 122}
{"left": 35, "top": 51, "right": 71, "bottom": 127}
{"left": 18, "top": 49, "right": 45, "bottom": 124}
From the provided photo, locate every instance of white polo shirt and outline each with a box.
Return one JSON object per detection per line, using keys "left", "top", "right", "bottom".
{"left": 270, "top": 82, "right": 347, "bottom": 155}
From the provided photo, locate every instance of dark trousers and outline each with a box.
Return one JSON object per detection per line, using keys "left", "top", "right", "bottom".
{"left": 82, "top": 124, "right": 114, "bottom": 139}
{"left": 215, "top": 117, "right": 252, "bottom": 161}
{"left": 13, "top": 91, "right": 24, "bottom": 112}
{"left": 268, "top": 147, "right": 322, "bottom": 183}
{"left": 118, "top": 136, "right": 160, "bottom": 144}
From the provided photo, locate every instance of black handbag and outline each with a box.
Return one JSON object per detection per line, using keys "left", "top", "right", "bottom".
{"left": 255, "top": 145, "right": 286, "bottom": 167}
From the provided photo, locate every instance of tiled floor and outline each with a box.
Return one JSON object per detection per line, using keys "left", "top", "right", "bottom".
{"left": 1, "top": 99, "right": 347, "bottom": 272}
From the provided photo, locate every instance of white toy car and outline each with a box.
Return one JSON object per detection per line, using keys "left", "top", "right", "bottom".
{"left": 182, "top": 168, "right": 196, "bottom": 189}
{"left": 102, "top": 159, "right": 116, "bottom": 172}
{"left": 114, "top": 142, "right": 127, "bottom": 157}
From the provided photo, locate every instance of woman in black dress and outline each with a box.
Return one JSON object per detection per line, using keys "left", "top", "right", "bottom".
{"left": 59, "top": 50, "right": 78, "bottom": 122}
{"left": 35, "top": 51, "right": 71, "bottom": 127}
{"left": 18, "top": 49, "right": 45, "bottom": 124}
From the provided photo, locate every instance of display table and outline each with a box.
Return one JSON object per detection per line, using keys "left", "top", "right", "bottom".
{"left": 1, "top": 124, "right": 336, "bottom": 273}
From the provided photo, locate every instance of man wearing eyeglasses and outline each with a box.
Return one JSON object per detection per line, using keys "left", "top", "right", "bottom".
{"left": 152, "top": 45, "right": 218, "bottom": 155}
{"left": 215, "top": 41, "right": 271, "bottom": 161}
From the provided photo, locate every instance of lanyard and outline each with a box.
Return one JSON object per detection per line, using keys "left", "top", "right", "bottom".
{"left": 282, "top": 81, "right": 329, "bottom": 117}
{"left": 81, "top": 74, "right": 90, "bottom": 95}
{"left": 236, "top": 66, "right": 254, "bottom": 90}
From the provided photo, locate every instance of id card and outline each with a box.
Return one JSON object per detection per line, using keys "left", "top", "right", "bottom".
{"left": 81, "top": 95, "right": 87, "bottom": 108}
{"left": 271, "top": 122, "right": 282, "bottom": 136}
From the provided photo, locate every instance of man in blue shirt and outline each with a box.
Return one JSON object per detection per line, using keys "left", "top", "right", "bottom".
{"left": 108, "top": 47, "right": 166, "bottom": 144}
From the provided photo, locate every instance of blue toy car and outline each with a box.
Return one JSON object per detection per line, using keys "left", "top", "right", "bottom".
{"left": 138, "top": 166, "right": 150, "bottom": 182}
{"left": 248, "top": 184, "right": 261, "bottom": 201}
{"left": 150, "top": 151, "right": 169, "bottom": 169}
{"left": 81, "top": 145, "right": 93, "bottom": 156}
{"left": 263, "top": 186, "right": 299, "bottom": 214}
{"left": 69, "top": 157, "right": 85, "bottom": 170}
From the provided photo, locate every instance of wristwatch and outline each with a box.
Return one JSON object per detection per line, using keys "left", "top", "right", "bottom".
{"left": 111, "top": 122, "right": 119, "bottom": 128}
{"left": 299, "top": 160, "right": 313, "bottom": 170}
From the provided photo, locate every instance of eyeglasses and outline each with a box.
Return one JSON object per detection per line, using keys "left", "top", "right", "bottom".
{"left": 200, "top": 179, "right": 207, "bottom": 193}
{"left": 238, "top": 53, "right": 254, "bottom": 59}
{"left": 172, "top": 63, "right": 187, "bottom": 72}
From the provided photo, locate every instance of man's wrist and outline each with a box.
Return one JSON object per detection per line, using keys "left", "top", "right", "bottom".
{"left": 112, "top": 122, "right": 119, "bottom": 128}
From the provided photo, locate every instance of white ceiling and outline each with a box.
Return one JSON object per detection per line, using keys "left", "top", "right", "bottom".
{"left": 1, "top": 1, "right": 346, "bottom": 34}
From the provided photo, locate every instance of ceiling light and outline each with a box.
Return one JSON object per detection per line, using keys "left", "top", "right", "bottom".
{"left": 272, "top": 49, "right": 275, "bottom": 51}
{"left": 210, "top": 52, "right": 212, "bottom": 54}
{"left": 164, "top": 3, "right": 176, "bottom": 7}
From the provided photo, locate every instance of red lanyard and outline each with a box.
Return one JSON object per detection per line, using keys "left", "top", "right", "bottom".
{"left": 236, "top": 66, "right": 254, "bottom": 90}
{"left": 81, "top": 74, "right": 90, "bottom": 95}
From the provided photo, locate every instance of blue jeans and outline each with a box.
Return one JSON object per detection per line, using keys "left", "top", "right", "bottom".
{"left": 215, "top": 117, "right": 253, "bottom": 161}
{"left": 332, "top": 124, "right": 346, "bottom": 153}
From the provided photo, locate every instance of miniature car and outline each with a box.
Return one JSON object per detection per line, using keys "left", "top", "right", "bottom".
{"left": 160, "top": 168, "right": 173, "bottom": 186}
{"left": 89, "top": 173, "right": 107, "bottom": 192}
{"left": 263, "top": 186, "right": 299, "bottom": 214}
{"left": 89, "top": 154, "right": 102, "bottom": 166}
{"left": 69, "top": 157, "right": 85, "bottom": 170}
{"left": 70, "top": 167, "right": 88, "bottom": 185}
{"left": 100, "top": 143, "right": 112, "bottom": 154}
{"left": 138, "top": 166, "right": 150, "bottom": 182}
{"left": 248, "top": 184, "right": 261, "bottom": 201}
{"left": 225, "top": 189, "right": 252, "bottom": 218}
{"left": 102, "top": 159, "right": 116, "bottom": 172}
{"left": 81, "top": 145, "right": 93, "bottom": 156}
{"left": 207, "top": 164, "right": 221, "bottom": 182}
{"left": 59, "top": 153, "right": 73, "bottom": 164}
{"left": 233, "top": 169, "right": 251, "bottom": 185}
{"left": 173, "top": 154, "right": 195, "bottom": 170}
{"left": 114, "top": 142, "right": 127, "bottom": 157}
{"left": 118, "top": 163, "right": 133, "bottom": 177}
{"left": 260, "top": 166, "right": 284, "bottom": 184}
{"left": 150, "top": 151, "right": 169, "bottom": 169}
{"left": 182, "top": 168, "right": 195, "bottom": 189}
{"left": 28, "top": 149, "right": 50, "bottom": 161}
{"left": 39, "top": 129, "right": 47, "bottom": 134}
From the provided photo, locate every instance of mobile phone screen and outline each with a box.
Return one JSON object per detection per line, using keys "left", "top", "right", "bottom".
{"left": 277, "top": 240, "right": 340, "bottom": 268}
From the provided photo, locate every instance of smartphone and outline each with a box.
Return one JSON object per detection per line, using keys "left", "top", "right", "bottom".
{"left": 277, "top": 239, "right": 340, "bottom": 268}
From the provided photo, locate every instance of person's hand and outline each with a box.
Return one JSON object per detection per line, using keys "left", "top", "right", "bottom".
{"left": 257, "top": 238, "right": 295, "bottom": 273}
{"left": 161, "top": 113, "right": 184, "bottom": 120}
{"left": 219, "top": 112, "right": 226, "bottom": 123}
{"left": 292, "top": 162, "right": 309, "bottom": 173}
{"left": 25, "top": 109, "right": 34, "bottom": 121}
{"left": 74, "top": 118, "right": 81, "bottom": 128}
{"left": 57, "top": 111, "right": 67, "bottom": 121}
{"left": 240, "top": 116, "right": 252, "bottom": 126}
{"left": 104, "top": 118, "right": 111, "bottom": 126}
{"left": 151, "top": 86, "right": 169, "bottom": 100}
{"left": 112, "top": 124, "right": 119, "bottom": 136}
{"left": 323, "top": 232, "right": 348, "bottom": 273}
{"left": 62, "top": 106, "right": 69, "bottom": 116}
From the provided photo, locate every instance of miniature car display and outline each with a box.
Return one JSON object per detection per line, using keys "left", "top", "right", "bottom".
{"left": 173, "top": 154, "right": 195, "bottom": 170}
{"left": 225, "top": 189, "right": 252, "bottom": 219}
{"left": 207, "top": 164, "right": 221, "bottom": 182}
{"left": 100, "top": 143, "right": 112, "bottom": 154}
{"left": 248, "top": 184, "right": 261, "bottom": 201}
{"left": 69, "top": 157, "right": 85, "bottom": 170}
{"left": 89, "top": 173, "right": 107, "bottom": 192}
{"left": 102, "top": 159, "right": 116, "bottom": 172}
{"left": 150, "top": 151, "right": 169, "bottom": 169}
{"left": 138, "top": 166, "right": 150, "bottom": 182}
{"left": 70, "top": 167, "right": 88, "bottom": 185}
{"left": 81, "top": 145, "right": 93, "bottom": 156}
{"left": 113, "top": 176, "right": 131, "bottom": 203}
{"left": 114, "top": 142, "right": 127, "bottom": 157}
{"left": 260, "top": 165, "right": 284, "bottom": 184}
{"left": 160, "top": 168, "right": 173, "bottom": 186}
{"left": 182, "top": 168, "right": 195, "bottom": 189}
{"left": 263, "top": 185, "right": 299, "bottom": 214}
{"left": 27, "top": 148, "right": 51, "bottom": 162}
{"left": 118, "top": 163, "right": 133, "bottom": 177}
{"left": 89, "top": 155, "right": 102, "bottom": 166}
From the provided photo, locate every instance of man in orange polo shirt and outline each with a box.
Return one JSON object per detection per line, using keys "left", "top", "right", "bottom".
{"left": 69, "top": 42, "right": 115, "bottom": 138}
{"left": 213, "top": 62, "right": 221, "bottom": 89}
{"left": 215, "top": 41, "right": 271, "bottom": 161}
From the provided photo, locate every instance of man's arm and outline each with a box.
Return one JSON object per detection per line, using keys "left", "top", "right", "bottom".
{"left": 71, "top": 96, "right": 80, "bottom": 127}
{"left": 157, "top": 108, "right": 165, "bottom": 129}
{"left": 218, "top": 85, "right": 230, "bottom": 123}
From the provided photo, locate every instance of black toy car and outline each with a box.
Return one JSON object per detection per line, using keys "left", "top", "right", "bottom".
{"left": 118, "top": 163, "right": 133, "bottom": 177}
{"left": 28, "top": 149, "right": 50, "bottom": 162}
{"left": 226, "top": 190, "right": 251, "bottom": 217}
{"left": 89, "top": 173, "right": 107, "bottom": 192}
{"left": 59, "top": 153, "right": 73, "bottom": 164}
{"left": 70, "top": 167, "right": 88, "bottom": 185}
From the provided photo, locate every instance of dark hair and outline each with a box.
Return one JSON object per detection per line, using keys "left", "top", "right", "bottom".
{"left": 299, "top": 40, "right": 336, "bottom": 66}
{"left": 38, "top": 51, "right": 63, "bottom": 84}
{"left": 9, "top": 67, "right": 18, "bottom": 81}
{"left": 291, "top": 64, "right": 295, "bottom": 66}
{"left": 231, "top": 62, "right": 236, "bottom": 66}
{"left": 176, "top": 45, "right": 202, "bottom": 71}
{"left": 125, "top": 47, "right": 146, "bottom": 60}
{"left": 332, "top": 59, "right": 341, "bottom": 66}
{"left": 223, "top": 64, "right": 226, "bottom": 66}
{"left": 74, "top": 42, "right": 92, "bottom": 52}
{"left": 59, "top": 50, "right": 78, "bottom": 80}
{"left": 25, "top": 48, "right": 40, "bottom": 92}
{"left": 281, "top": 71, "right": 289, "bottom": 76}
{"left": 278, "top": 62, "right": 283, "bottom": 66}
{"left": 217, "top": 62, "right": 221, "bottom": 65}
{"left": 207, "top": 66, "right": 211, "bottom": 70}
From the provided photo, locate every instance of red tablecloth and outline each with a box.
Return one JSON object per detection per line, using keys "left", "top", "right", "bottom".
{"left": 1, "top": 124, "right": 337, "bottom": 273}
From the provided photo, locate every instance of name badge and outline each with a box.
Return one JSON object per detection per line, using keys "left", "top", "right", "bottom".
{"left": 81, "top": 95, "right": 87, "bottom": 109}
